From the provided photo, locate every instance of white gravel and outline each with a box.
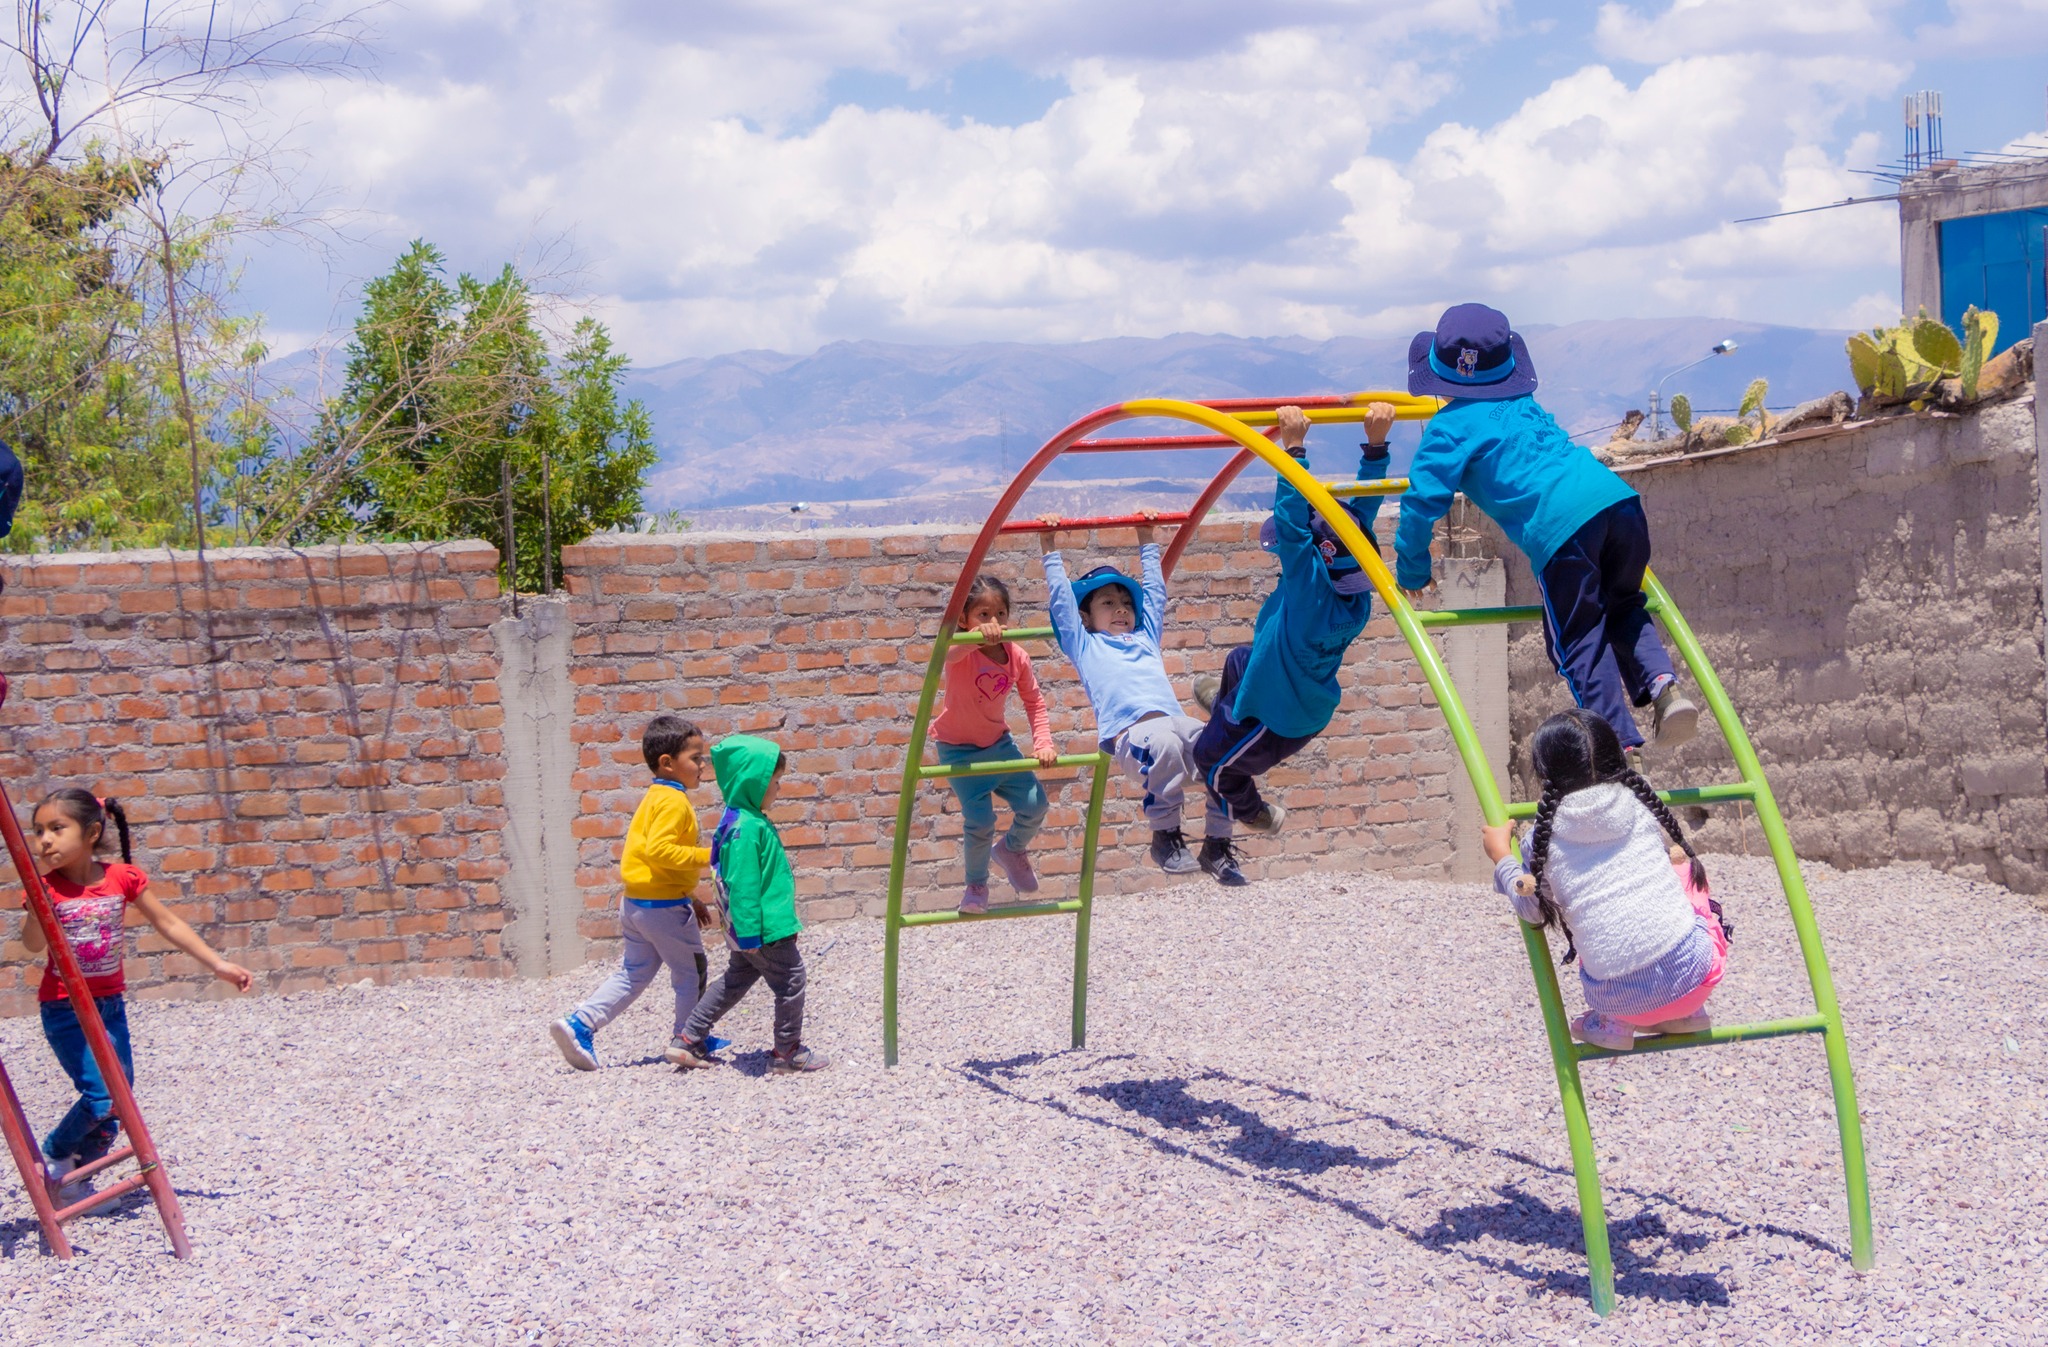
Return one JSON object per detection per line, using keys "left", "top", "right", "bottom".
{"left": 1, "top": 854, "right": 2044, "bottom": 1345}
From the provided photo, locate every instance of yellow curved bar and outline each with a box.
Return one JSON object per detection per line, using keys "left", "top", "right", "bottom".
{"left": 1116, "top": 397, "right": 1506, "bottom": 829}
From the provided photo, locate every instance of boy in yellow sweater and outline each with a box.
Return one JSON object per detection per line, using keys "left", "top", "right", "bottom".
{"left": 549, "top": 716, "right": 720, "bottom": 1071}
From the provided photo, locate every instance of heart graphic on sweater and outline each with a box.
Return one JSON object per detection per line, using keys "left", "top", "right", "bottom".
{"left": 975, "top": 668, "right": 1013, "bottom": 701}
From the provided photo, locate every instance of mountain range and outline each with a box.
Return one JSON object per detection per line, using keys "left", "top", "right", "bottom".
{"left": 622, "top": 318, "right": 1856, "bottom": 527}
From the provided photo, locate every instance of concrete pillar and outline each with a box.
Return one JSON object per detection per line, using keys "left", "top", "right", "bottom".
{"left": 1900, "top": 209, "right": 1941, "bottom": 319}
{"left": 493, "top": 598, "right": 584, "bottom": 977}
{"left": 1437, "top": 557, "right": 1510, "bottom": 883}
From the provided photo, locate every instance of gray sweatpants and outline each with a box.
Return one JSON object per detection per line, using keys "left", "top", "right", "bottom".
{"left": 683, "top": 938, "right": 807, "bottom": 1055}
{"left": 570, "top": 900, "right": 708, "bottom": 1038}
{"left": 1114, "top": 713, "right": 1230, "bottom": 838}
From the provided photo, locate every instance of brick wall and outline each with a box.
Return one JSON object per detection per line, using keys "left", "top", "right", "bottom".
{"left": 556, "top": 518, "right": 1463, "bottom": 963}
{"left": 0, "top": 542, "right": 509, "bottom": 1015}
{"left": 1502, "top": 392, "right": 2048, "bottom": 893}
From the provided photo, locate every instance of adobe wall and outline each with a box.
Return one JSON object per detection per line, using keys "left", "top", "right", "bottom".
{"left": 1501, "top": 391, "right": 2048, "bottom": 893}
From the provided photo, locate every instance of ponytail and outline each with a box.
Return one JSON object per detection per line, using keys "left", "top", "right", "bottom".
{"left": 102, "top": 798, "right": 133, "bottom": 863}
{"left": 1523, "top": 782, "right": 1579, "bottom": 965}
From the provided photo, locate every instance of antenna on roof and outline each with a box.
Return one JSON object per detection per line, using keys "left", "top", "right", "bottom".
{"left": 1905, "top": 90, "right": 1946, "bottom": 171}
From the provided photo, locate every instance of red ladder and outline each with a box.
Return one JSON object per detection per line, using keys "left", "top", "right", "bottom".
{"left": 0, "top": 672, "right": 191, "bottom": 1258}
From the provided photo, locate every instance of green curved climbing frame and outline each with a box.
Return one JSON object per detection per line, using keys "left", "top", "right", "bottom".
{"left": 882, "top": 395, "right": 1873, "bottom": 1315}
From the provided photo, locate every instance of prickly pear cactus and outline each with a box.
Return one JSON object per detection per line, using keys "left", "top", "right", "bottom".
{"left": 1911, "top": 316, "right": 1962, "bottom": 371}
{"left": 1737, "top": 377, "right": 1770, "bottom": 437}
{"left": 1960, "top": 306, "right": 2000, "bottom": 400}
{"left": 1847, "top": 332, "right": 1883, "bottom": 393}
{"left": 1670, "top": 393, "right": 1692, "bottom": 433}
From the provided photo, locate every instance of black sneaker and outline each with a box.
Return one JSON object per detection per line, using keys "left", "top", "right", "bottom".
{"left": 1199, "top": 837, "right": 1248, "bottom": 887}
{"left": 1150, "top": 828, "right": 1199, "bottom": 874}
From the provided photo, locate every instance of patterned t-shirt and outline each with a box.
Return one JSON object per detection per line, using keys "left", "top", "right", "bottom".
{"left": 36, "top": 862, "right": 149, "bottom": 1003}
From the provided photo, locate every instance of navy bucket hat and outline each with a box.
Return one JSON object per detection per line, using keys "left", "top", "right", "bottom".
{"left": 1259, "top": 514, "right": 1376, "bottom": 597}
{"left": 1407, "top": 302, "right": 1537, "bottom": 401}
{"left": 1071, "top": 565, "right": 1143, "bottom": 624}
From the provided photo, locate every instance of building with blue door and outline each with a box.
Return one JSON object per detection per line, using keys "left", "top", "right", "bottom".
{"left": 1899, "top": 161, "right": 2048, "bottom": 354}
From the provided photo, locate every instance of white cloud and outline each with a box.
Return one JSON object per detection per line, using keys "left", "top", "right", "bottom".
{"left": 79, "top": 0, "right": 1962, "bottom": 359}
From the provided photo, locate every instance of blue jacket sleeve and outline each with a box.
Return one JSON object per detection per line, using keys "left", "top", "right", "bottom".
{"left": 1271, "top": 459, "right": 1321, "bottom": 582}
{"left": 1042, "top": 550, "right": 1083, "bottom": 661}
{"left": 1347, "top": 443, "right": 1393, "bottom": 539}
{"left": 1394, "top": 420, "right": 1472, "bottom": 591}
{"left": 1139, "top": 542, "right": 1166, "bottom": 644}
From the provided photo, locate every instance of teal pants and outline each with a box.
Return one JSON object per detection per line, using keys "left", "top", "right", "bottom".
{"left": 936, "top": 734, "right": 1049, "bottom": 886}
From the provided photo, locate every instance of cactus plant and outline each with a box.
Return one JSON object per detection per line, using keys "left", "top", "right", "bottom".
{"left": 1737, "top": 377, "right": 1770, "bottom": 439}
{"left": 1846, "top": 306, "right": 2000, "bottom": 406}
{"left": 1669, "top": 393, "right": 1692, "bottom": 434}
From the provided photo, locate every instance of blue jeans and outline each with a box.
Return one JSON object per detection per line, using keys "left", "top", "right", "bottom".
{"left": 40, "top": 994, "right": 135, "bottom": 1162}
{"left": 1537, "top": 499, "right": 1677, "bottom": 750}
{"left": 936, "top": 734, "right": 1049, "bottom": 886}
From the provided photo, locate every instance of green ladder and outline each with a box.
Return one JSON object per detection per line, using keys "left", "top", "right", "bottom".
{"left": 881, "top": 397, "right": 1873, "bottom": 1314}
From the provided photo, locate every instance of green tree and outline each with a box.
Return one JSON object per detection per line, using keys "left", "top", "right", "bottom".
{"left": 260, "top": 242, "right": 656, "bottom": 589}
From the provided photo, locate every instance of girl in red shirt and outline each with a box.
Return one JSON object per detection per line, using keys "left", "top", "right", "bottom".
{"left": 932, "top": 575, "right": 1061, "bottom": 914}
{"left": 17, "top": 790, "right": 252, "bottom": 1202}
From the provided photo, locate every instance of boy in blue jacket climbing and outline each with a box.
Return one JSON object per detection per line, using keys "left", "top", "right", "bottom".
{"left": 1396, "top": 303, "right": 1698, "bottom": 753}
{"left": 668, "top": 734, "right": 827, "bottom": 1074}
{"left": 1189, "top": 402, "right": 1397, "bottom": 885}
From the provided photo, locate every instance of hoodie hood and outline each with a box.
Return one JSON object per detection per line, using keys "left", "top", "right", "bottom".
{"left": 712, "top": 734, "right": 781, "bottom": 813}
{"left": 1548, "top": 781, "right": 1641, "bottom": 845}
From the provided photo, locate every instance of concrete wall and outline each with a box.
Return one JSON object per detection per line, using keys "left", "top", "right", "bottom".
{"left": 1502, "top": 387, "right": 2047, "bottom": 893}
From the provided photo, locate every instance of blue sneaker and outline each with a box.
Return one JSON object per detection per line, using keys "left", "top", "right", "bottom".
{"left": 550, "top": 1015, "right": 599, "bottom": 1071}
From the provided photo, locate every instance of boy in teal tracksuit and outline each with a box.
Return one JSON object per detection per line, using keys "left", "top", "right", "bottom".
{"left": 669, "top": 735, "right": 827, "bottom": 1074}
{"left": 1396, "top": 303, "right": 1699, "bottom": 752}
{"left": 1189, "top": 401, "right": 1395, "bottom": 885}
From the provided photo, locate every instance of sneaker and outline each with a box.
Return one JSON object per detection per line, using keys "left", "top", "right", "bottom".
{"left": 1198, "top": 836, "right": 1249, "bottom": 887}
{"left": 1239, "top": 802, "right": 1286, "bottom": 836}
{"left": 1641, "top": 1012, "right": 1712, "bottom": 1036}
{"left": 44, "top": 1155, "right": 79, "bottom": 1191}
{"left": 1570, "top": 1010, "right": 1637, "bottom": 1051}
{"left": 666, "top": 1037, "right": 720, "bottom": 1069}
{"left": 990, "top": 844, "right": 1039, "bottom": 894}
{"left": 1651, "top": 684, "right": 1700, "bottom": 750}
{"left": 770, "top": 1045, "right": 830, "bottom": 1074}
{"left": 959, "top": 883, "right": 991, "bottom": 915}
{"left": 549, "top": 1015, "right": 599, "bottom": 1071}
{"left": 1191, "top": 674, "right": 1221, "bottom": 714}
{"left": 1149, "top": 828, "right": 1199, "bottom": 875}
{"left": 46, "top": 1158, "right": 121, "bottom": 1215}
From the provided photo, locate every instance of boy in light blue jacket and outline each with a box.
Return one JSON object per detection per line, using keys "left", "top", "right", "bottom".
{"left": 1395, "top": 304, "right": 1698, "bottom": 752}
{"left": 1188, "top": 401, "right": 1396, "bottom": 885}
{"left": 1040, "top": 515, "right": 1217, "bottom": 879}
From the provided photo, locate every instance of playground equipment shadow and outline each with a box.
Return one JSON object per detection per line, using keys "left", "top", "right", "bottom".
{"left": 0, "top": 854, "right": 2041, "bottom": 1345}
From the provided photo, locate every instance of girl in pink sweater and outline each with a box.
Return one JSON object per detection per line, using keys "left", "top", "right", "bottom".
{"left": 933, "top": 575, "right": 1060, "bottom": 913}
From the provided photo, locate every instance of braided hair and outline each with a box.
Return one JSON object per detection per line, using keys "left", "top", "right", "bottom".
{"left": 36, "top": 788, "right": 132, "bottom": 863}
{"left": 1523, "top": 708, "right": 1725, "bottom": 962}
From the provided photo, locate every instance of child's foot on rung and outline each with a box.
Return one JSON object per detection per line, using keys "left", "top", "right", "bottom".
{"left": 990, "top": 843, "right": 1039, "bottom": 894}
{"left": 959, "top": 883, "right": 991, "bottom": 915}
{"left": 1239, "top": 802, "right": 1285, "bottom": 835}
{"left": 1570, "top": 1010, "right": 1637, "bottom": 1051}
{"left": 1640, "top": 1012, "right": 1711, "bottom": 1036}
{"left": 1150, "top": 828, "right": 1199, "bottom": 874}
{"left": 1191, "top": 674, "right": 1221, "bottom": 715}
{"left": 1199, "top": 836, "right": 1248, "bottom": 887}
{"left": 550, "top": 1015, "right": 599, "bottom": 1071}
{"left": 1651, "top": 683, "right": 1699, "bottom": 750}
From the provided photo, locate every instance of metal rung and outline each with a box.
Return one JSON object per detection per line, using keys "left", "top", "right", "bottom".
{"left": 1574, "top": 1013, "right": 1828, "bottom": 1062}
{"left": 918, "top": 752, "right": 1109, "bottom": 779}
{"left": 1504, "top": 781, "right": 1757, "bottom": 820}
{"left": 1412, "top": 605, "right": 1544, "bottom": 628}
{"left": 998, "top": 510, "right": 1191, "bottom": 534}
{"left": 901, "top": 899, "right": 1085, "bottom": 928}
{"left": 1324, "top": 477, "right": 1410, "bottom": 498}
{"left": 948, "top": 626, "right": 1056, "bottom": 644}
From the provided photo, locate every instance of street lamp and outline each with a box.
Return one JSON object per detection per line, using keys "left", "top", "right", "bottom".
{"left": 1649, "top": 339, "right": 1738, "bottom": 438}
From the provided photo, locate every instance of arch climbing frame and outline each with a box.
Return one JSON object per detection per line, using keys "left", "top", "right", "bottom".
{"left": 881, "top": 393, "right": 1873, "bottom": 1315}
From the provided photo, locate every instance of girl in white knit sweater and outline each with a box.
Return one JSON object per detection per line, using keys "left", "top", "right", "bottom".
{"left": 1482, "top": 708, "right": 1731, "bottom": 1051}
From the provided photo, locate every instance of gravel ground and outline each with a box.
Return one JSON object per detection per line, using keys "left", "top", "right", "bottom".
{"left": 0, "top": 854, "right": 2044, "bottom": 1345}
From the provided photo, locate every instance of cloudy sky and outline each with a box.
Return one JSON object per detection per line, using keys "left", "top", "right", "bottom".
{"left": 209, "top": 0, "right": 2048, "bottom": 362}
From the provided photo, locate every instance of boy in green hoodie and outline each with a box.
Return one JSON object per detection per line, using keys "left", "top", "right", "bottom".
{"left": 669, "top": 734, "right": 827, "bottom": 1074}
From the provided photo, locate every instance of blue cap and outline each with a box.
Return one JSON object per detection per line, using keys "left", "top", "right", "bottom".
{"left": 1070, "top": 566, "right": 1143, "bottom": 624}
